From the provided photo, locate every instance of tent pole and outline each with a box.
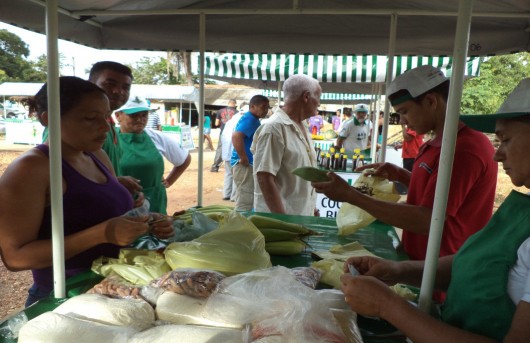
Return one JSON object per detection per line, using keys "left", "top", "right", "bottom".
{"left": 46, "top": 0, "right": 66, "bottom": 299}
{"left": 381, "top": 13, "right": 397, "bottom": 163}
{"left": 370, "top": 84, "right": 382, "bottom": 163}
{"left": 197, "top": 13, "right": 205, "bottom": 206}
{"left": 418, "top": 0, "right": 474, "bottom": 314}
{"left": 277, "top": 81, "right": 281, "bottom": 106}
{"left": 369, "top": 83, "right": 378, "bottom": 162}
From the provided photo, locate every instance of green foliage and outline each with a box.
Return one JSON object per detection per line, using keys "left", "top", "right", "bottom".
{"left": 461, "top": 52, "right": 530, "bottom": 114}
{"left": 0, "top": 29, "right": 31, "bottom": 82}
{"left": 130, "top": 56, "right": 174, "bottom": 84}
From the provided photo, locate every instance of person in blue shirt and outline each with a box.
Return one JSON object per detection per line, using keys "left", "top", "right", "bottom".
{"left": 230, "top": 95, "right": 270, "bottom": 211}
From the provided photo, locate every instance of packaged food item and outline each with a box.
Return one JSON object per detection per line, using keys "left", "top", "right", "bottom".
{"left": 18, "top": 312, "right": 137, "bottom": 343}
{"left": 289, "top": 267, "right": 322, "bottom": 289}
{"left": 151, "top": 268, "right": 225, "bottom": 298}
{"left": 87, "top": 273, "right": 143, "bottom": 299}
{"left": 53, "top": 293, "right": 155, "bottom": 331}
{"left": 130, "top": 323, "right": 250, "bottom": 343}
{"left": 155, "top": 291, "right": 243, "bottom": 328}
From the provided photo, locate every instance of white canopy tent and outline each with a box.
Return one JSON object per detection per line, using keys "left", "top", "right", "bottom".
{"left": 0, "top": 0, "right": 528, "bottom": 316}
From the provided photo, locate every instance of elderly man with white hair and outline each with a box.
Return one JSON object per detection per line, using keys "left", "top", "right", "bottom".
{"left": 251, "top": 74, "right": 322, "bottom": 216}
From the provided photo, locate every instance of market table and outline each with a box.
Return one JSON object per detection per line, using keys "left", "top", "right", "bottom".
{"left": 0, "top": 212, "right": 409, "bottom": 343}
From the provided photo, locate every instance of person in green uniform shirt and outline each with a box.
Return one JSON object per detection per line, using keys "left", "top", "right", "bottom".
{"left": 336, "top": 78, "right": 530, "bottom": 343}
{"left": 114, "top": 96, "right": 192, "bottom": 214}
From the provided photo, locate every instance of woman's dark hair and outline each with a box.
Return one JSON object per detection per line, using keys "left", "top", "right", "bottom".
{"left": 23, "top": 76, "right": 106, "bottom": 126}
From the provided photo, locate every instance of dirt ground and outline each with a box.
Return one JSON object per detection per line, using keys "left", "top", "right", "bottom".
{"left": 0, "top": 135, "right": 227, "bottom": 320}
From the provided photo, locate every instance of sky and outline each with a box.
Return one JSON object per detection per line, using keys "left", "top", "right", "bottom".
{"left": 0, "top": 21, "right": 166, "bottom": 78}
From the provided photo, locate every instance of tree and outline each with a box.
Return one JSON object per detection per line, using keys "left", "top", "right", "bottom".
{"left": 130, "top": 56, "right": 173, "bottom": 84}
{"left": 461, "top": 52, "right": 530, "bottom": 114}
{"left": 0, "top": 29, "right": 32, "bottom": 82}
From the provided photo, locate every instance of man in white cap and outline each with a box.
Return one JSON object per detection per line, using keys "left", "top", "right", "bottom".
{"left": 313, "top": 65, "right": 497, "bottom": 282}
{"left": 335, "top": 103, "right": 372, "bottom": 152}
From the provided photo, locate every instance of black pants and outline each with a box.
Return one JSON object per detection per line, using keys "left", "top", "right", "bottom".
{"left": 403, "top": 158, "right": 415, "bottom": 172}
{"left": 211, "top": 131, "right": 224, "bottom": 169}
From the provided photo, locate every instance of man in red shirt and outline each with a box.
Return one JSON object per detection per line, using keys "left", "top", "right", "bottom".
{"left": 395, "top": 124, "right": 424, "bottom": 172}
{"left": 313, "top": 65, "right": 498, "bottom": 263}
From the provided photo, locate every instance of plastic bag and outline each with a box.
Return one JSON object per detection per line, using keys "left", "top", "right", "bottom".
{"left": 337, "top": 171, "right": 401, "bottom": 235}
{"left": 86, "top": 273, "right": 144, "bottom": 299}
{"left": 170, "top": 210, "right": 219, "bottom": 242}
{"left": 202, "top": 266, "right": 347, "bottom": 343}
{"left": 311, "top": 259, "right": 345, "bottom": 289}
{"left": 151, "top": 268, "right": 225, "bottom": 298}
{"left": 164, "top": 211, "right": 272, "bottom": 276}
{"left": 131, "top": 211, "right": 219, "bottom": 250}
{"left": 290, "top": 267, "right": 322, "bottom": 289}
{"left": 312, "top": 242, "right": 376, "bottom": 261}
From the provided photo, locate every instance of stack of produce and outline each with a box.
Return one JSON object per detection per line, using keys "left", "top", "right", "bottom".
{"left": 247, "top": 214, "right": 319, "bottom": 256}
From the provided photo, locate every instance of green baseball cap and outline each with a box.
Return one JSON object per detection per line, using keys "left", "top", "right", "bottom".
{"left": 461, "top": 78, "right": 530, "bottom": 133}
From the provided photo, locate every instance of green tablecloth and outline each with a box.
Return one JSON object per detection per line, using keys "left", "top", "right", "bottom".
{"left": 0, "top": 212, "right": 408, "bottom": 342}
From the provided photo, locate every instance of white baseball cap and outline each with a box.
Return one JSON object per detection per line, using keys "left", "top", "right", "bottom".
{"left": 354, "top": 103, "right": 369, "bottom": 113}
{"left": 387, "top": 65, "right": 448, "bottom": 106}
{"left": 118, "top": 96, "right": 153, "bottom": 115}
{"left": 461, "top": 78, "right": 530, "bottom": 133}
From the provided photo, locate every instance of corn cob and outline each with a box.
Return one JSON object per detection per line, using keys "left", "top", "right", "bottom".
{"left": 258, "top": 228, "right": 302, "bottom": 242}
{"left": 248, "top": 215, "right": 317, "bottom": 235}
{"left": 265, "top": 240, "right": 307, "bottom": 255}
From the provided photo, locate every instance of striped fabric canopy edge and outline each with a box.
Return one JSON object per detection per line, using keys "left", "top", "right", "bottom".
{"left": 203, "top": 53, "right": 482, "bottom": 83}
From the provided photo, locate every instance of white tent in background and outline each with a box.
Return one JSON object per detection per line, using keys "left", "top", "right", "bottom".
{"left": 0, "top": 0, "right": 528, "bottom": 314}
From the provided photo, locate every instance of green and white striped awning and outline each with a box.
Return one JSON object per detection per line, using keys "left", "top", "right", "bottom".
{"left": 203, "top": 53, "right": 482, "bottom": 84}
{"left": 260, "top": 89, "right": 372, "bottom": 102}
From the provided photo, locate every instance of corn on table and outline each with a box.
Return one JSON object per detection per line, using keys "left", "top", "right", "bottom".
{"left": 0, "top": 212, "right": 409, "bottom": 343}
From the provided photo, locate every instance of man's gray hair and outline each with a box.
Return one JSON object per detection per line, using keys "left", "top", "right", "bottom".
{"left": 283, "top": 74, "right": 320, "bottom": 102}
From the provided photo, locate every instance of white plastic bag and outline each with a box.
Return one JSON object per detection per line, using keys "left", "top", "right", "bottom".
{"left": 337, "top": 171, "right": 400, "bottom": 235}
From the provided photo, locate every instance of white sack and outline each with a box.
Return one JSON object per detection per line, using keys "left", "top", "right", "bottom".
{"left": 53, "top": 293, "right": 155, "bottom": 331}
{"left": 18, "top": 311, "right": 137, "bottom": 343}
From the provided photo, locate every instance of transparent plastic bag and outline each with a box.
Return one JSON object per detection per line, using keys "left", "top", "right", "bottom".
{"left": 164, "top": 211, "right": 271, "bottom": 276}
{"left": 290, "top": 267, "right": 322, "bottom": 289}
{"left": 151, "top": 268, "right": 225, "bottom": 298}
{"left": 202, "top": 266, "right": 348, "bottom": 343}
{"left": 337, "top": 171, "right": 401, "bottom": 235}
